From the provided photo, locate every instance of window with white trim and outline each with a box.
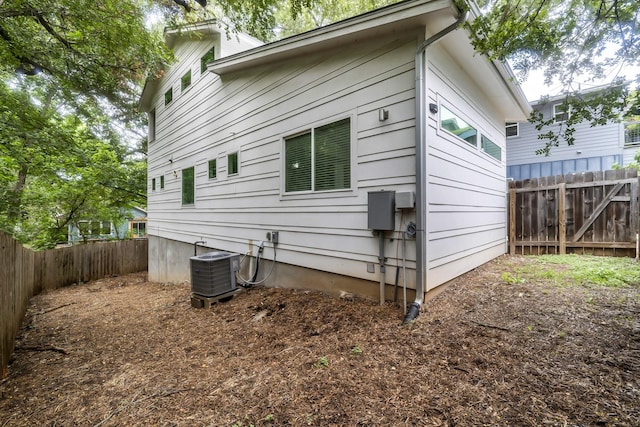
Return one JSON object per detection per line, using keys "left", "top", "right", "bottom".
{"left": 505, "top": 122, "right": 518, "bottom": 137}
{"left": 227, "top": 152, "right": 239, "bottom": 176}
{"left": 164, "top": 87, "right": 173, "bottom": 106}
{"left": 440, "top": 105, "right": 478, "bottom": 146}
{"left": 481, "top": 135, "right": 501, "bottom": 161}
{"left": 285, "top": 118, "right": 351, "bottom": 193}
{"left": 182, "top": 166, "right": 195, "bottom": 205}
{"left": 208, "top": 159, "right": 217, "bottom": 179}
{"left": 148, "top": 109, "right": 156, "bottom": 143}
{"left": 553, "top": 103, "right": 570, "bottom": 123}
{"left": 201, "top": 47, "right": 215, "bottom": 74}
{"left": 181, "top": 70, "right": 192, "bottom": 91}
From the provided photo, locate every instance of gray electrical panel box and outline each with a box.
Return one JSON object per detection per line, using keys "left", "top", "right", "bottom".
{"left": 368, "top": 191, "right": 395, "bottom": 230}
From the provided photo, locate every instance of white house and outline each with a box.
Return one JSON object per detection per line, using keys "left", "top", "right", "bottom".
{"left": 507, "top": 88, "right": 639, "bottom": 180}
{"left": 139, "top": 0, "right": 530, "bottom": 320}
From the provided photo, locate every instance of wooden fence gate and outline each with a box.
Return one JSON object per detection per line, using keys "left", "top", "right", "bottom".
{"left": 508, "top": 169, "right": 639, "bottom": 256}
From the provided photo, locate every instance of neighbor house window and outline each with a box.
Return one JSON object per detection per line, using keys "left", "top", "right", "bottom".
{"left": 152, "top": 178, "right": 156, "bottom": 191}
{"left": 164, "top": 87, "right": 173, "bottom": 106}
{"left": 148, "top": 109, "right": 156, "bottom": 143}
{"left": 181, "top": 70, "right": 192, "bottom": 91}
{"left": 285, "top": 117, "right": 351, "bottom": 193}
{"left": 505, "top": 122, "right": 518, "bottom": 137}
{"left": 182, "top": 166, "right": 195, "bottom": 205}
{"left": 130, "top": 220, "right": 147, "bottom": 238}
{"left": 481, "top": 135, "right": 501, "bottom": 161}
{"left": 160, "top": 175, "right": 165, "bottom": 189}
{"left": 228, "top": 152, "right": 239, "bottom": 175}
{"left": 201, "top": 47, "right": 215, "bottom": 73}
{"left": 208, "top": 159, "right": 217, "bottom": 179}
{"left": 440, "top": 105, "right": 477, "bottom": 146}
{"left": 553, "top": 103, "right": 569, "bottom": 122}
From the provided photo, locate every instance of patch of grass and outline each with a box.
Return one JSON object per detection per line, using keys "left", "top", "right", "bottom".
{"left": 350, "top": 345, "right": 363, "bottom": 355}
{"left": 313, "top": 356, "right": 329, "bottom": 368}
{"left": 502, "top": 255, "right": 640, "bottom": 288}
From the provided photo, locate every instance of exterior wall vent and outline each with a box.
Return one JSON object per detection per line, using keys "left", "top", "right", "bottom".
{"left": 190, "top": 251, "right": 240, "bottom": 297}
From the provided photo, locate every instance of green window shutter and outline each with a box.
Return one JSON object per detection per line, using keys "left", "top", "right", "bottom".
{"left": 314, "top": 118, "right": 350, "bottom": 191}
{"left": 208, "top": 159, "right": 217, "bottom": 179}
{"left": 182, "top": 166, "right": 195, "bottom": 205}
{"left": 228, "top": 152, "right": 238, "bottom": 175}
{"left": 285, "top": 132, "right": 312, "bottom": 192}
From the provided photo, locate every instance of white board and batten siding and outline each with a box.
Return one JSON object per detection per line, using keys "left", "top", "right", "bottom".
{"left": 422, "top": 43, "right": 509, "bottom": 290}
{"left": 148, "top": 33, "right": 422, "bottom": 287}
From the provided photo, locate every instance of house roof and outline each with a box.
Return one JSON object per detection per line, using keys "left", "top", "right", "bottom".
{"left": 207, "top": 0, "right": 530, "bottom": 121}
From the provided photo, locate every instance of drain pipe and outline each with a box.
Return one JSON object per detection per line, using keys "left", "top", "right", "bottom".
{"left": 403, "top": 11, "right": 468, "bottom": 324}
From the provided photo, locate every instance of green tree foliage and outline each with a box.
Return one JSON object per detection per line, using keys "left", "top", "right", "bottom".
{"left": 464, "top": 0, "right": 640, "bottom": 154}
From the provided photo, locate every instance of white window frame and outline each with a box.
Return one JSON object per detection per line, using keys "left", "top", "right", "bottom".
{"left": 281, "top": 113, "right": 356, "bottom": 198}
{"left": 553, "top": 103, "right": 570, "bottom": 123}
{"left": 505, "top": 122, "right": 519, "bottom": 138}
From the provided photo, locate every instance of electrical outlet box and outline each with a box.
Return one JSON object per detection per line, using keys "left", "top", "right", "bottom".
{"left": 271, "top": 231, "right": 279, "bottom": 244}
{"left": 396, "top": 191, "right": 415, "bottom": 209}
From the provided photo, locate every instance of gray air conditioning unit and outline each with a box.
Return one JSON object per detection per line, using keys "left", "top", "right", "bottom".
{"left": 190, "top": 251, "right": 240, "bottom": 297}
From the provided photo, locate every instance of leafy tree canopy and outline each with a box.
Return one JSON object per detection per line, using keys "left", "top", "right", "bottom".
{"left": 464, "top": 0, "right": 640, "bottom": 154}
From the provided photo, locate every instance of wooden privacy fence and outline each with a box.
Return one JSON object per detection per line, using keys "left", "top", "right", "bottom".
{"left": 1, "top": 233, "right": 148, "bottom": 379}
{"left": 508, "top": 169, "right": 639, "bottom": 256}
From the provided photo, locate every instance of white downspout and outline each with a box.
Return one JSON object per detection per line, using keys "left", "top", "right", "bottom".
{"left": 403, "top": 11, "right": 468, "bottom": 324}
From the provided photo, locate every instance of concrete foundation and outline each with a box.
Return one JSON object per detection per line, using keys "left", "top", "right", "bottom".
{"left": 148, "top": 235, "right": 417, "bottom": 303}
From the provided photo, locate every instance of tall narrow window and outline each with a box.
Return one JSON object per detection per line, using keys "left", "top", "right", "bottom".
{"left": 228, "top": 152, "right": 239, "bottom": 175}
{"left": 182, "top": 167, "right": 195, "bottom": 205}
{"left": 284, "top": 117, "right": 351, "bottom": 193}
{"left": 208, "top": 159, "right": 217, "bottom": 179}
{"left": 440, "top": 105, "right": 477, "bottom": 146}
{"left": 148, "top": 109, "right": 156, "bottom": 142}
{"left": 505, "top": 122, "right": 518, "bottom": 138}
{"left": 164, "top": 87, "right": 173, "bottom": 106}
{"left": 201, "top": 47, "right": 215, "bottom": 73}
{"left": 160, "top": 175, "right": 165, "bottom": 189}
{"left": 152, "top": 178, "right": 156, "bottom": 191}
{"left": 181, "top": 70, "right": 192, "bottom": 91}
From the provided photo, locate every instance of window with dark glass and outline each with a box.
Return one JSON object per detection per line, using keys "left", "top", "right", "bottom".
{"left": 182, "top": 167, "right": 195, "bottom": 205}
{"left": 285, "top": 118, "right": 351, "bottom": 193}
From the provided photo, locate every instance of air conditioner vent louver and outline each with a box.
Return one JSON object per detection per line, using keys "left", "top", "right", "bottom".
{"left": 190, "top": 251, "right": 240, "bottom": 297}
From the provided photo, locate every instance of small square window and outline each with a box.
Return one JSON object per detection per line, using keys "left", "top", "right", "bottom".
{"left": 152, "top": 178, "right": 156, "bottom": 191}
{"left": 553, "top": 103, "right": 569, "bottom": 123}
{"left": 505, "top": 122, "right": 518, "bottom": 138}
{"left": 164, "top": 87, "right": 173, "bottom": 106}
{"left": 208, "top": 159, "right": 217, "bottom": 179}
{"left": 201, "top": 47, "right": 215, "bottom": 73}
{"left": 160, "top": 175, "right": 165, "bottom": 189}
{"left": 228, "top": 152, "right": 238, "bottom": 175}
{"left": 181, "top": 70, "right": 191, "bottom": 91}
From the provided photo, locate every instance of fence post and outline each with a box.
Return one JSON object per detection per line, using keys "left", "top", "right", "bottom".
{"left": 558, "top": 183, "right": 566, "bottom": 255}
{"left": 509, "top": 185, "right": 516, "bottom": 255}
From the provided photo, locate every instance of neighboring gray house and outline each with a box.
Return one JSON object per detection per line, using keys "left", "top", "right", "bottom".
{"left": 67, "top": 207, "right": 147, "bottom": 244}
{"left": 507, "top": 89, "right": 640, "bottom": 180}
{"left": 139, "top": 0, "right": 530, "bottom": 313}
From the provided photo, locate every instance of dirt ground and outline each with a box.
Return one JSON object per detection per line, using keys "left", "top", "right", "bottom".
{"left": 1, "top": 255, "right": 638, "bottom": 426}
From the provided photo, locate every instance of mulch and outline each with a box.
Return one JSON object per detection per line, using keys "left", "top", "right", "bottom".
{"left": 1, "top": 255, "right": 638, "bottom": 426}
